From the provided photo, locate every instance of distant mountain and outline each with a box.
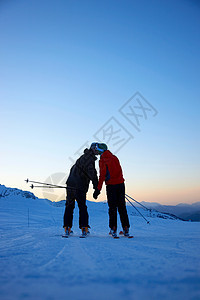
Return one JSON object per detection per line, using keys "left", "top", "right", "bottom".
{"left": 139, "top": 201, "right": 200, "bottom": 222}
{"left": 1, "top": 184, "right": 199, "bottom": 222}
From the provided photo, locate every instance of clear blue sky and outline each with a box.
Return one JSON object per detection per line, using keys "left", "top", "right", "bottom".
{"left": 1, "top": 0, "right": 200, "bottom": 204}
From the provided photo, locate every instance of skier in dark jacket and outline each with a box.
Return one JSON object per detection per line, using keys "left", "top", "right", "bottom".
{"left": 63, "top": 146, "right": 99, "bottom": 236}
{"left": 92, "top": 143, "right": 130, "bottom": 238}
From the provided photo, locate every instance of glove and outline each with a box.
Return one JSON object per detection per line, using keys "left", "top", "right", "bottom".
{"left": 93, "top": 189, "right": 100, "bottom": 200}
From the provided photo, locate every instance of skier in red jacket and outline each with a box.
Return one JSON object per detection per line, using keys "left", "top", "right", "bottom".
{"left": 91, "top": 143, "right": 130, "bottom": 238}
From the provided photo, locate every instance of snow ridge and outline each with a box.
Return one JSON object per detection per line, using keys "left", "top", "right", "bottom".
{"left": 0, "top": 184, "right": 36, "bottom": 200}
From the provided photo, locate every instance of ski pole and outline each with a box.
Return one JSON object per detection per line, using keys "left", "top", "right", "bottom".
{"left": 25, "top": 179, "right": 65, "bottom": 188}
{"left": 125, "top": 196, "right": 150, "bottom": 224}
{"left": 30, "top": 184, "right": 66, "bottom": 189}
{"left": 125, "top": 194, "right": 149, "bottom": 211}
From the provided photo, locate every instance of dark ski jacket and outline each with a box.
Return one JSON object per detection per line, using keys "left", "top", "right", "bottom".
{"left": 66, "top": 148, "right": 98, "bottom": 193}
{"left": 97, "top": 150, "right": 124, "bottom": 191}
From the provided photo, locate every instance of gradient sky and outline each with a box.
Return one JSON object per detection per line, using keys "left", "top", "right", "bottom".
{"left": 1, "top": 0, "right": 200, "bottom": 205}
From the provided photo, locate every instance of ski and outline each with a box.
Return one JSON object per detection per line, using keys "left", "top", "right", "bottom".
{"left": 119, "top": 231, "right": 134, "bottom": 239}
{"left": 79, "top": 235, "right": 87, "bottom": 238}
{"left": 126, "top": 235, "right": 134, "bottom": 239}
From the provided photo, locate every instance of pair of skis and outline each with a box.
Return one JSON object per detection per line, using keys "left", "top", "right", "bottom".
{"left": 62, "top": 234, "right": 87, "bottom": 239}
{"left": 62, "top": 231, "right": 88, "bottom": 239}
{"left": 110, "top": 231, "right": 134, "bottom": 239}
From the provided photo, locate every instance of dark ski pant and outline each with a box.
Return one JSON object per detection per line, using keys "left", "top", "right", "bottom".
{"left": 106, "top": 183, "right": 130, "bottom": 230}
{"left": 63, "top": 189, "right": 89, "bottom": 229}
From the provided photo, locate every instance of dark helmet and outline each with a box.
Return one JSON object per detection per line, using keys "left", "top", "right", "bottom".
{"left": 90, "top": 142, "right": 108, "bottom": 155}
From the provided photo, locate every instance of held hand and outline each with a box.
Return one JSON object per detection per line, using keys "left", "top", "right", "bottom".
{"left": 93, "top": 189, "right": 100, "bottom": 200}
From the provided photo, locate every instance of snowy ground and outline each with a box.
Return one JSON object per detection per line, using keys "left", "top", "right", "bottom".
{"left": 0, "top": 186, "right": 200, "bottom": 300}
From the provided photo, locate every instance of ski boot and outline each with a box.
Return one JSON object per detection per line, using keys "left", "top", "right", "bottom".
{"left": 123, "top": 226, "right": 129, "bottom": 237}
{"left": 80, "top": 227, "right": 88, "bottom": 238}
{"left": 110, "top": 227, "right": 119, "bottom": 239}
{"left": 63, "top": 227, "right": 72, "bottom": 237}
{"left": 119, "top": 226, "right": 133, "bottom": 238}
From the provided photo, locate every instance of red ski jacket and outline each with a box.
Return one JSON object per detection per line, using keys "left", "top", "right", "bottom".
{"left": 97, "top": 150, "right": 124, "bottom": 191}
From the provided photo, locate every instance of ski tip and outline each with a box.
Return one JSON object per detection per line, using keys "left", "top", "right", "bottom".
{"left": 62, "top": 235, "right": 69, "bottom": 238}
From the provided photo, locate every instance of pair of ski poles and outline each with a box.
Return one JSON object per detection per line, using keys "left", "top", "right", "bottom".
{"left": 25, "top": 178, "right": 66, "bottom": 189}
{"left": 125, "top": 194, "right": 150, "bottom": 224}
{"left": 25, "top": 179, "right": 150, "bottom": 224}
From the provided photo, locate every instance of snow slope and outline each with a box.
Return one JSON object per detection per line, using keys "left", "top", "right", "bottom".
{"left": 0, "top": 185, "right": 200, "bottom": 300}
